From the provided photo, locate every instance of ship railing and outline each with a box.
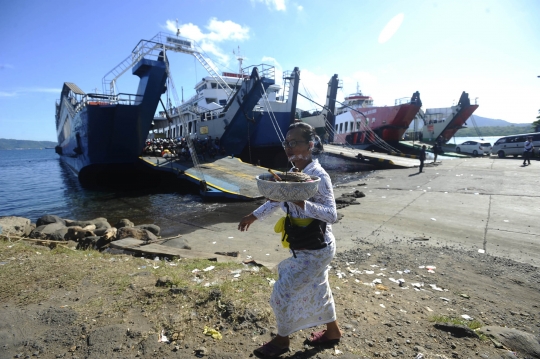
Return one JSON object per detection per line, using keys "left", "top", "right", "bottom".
{"left": 395, "top": 97, "right": 411, "bottom": 105}
{"left": 199, "top": 108, "right": 224, "bottom": 122}
{"left": 69, "top": 93, "right": 143, "bottom": 113}
{"left": 134, "top": 32, "right": 234, "bottom": 99}
{"left": 242, "top": 64, "right": 275, "bottom": 82}
{"left": 102, "top": 33, "right": 171, "bottom": 96}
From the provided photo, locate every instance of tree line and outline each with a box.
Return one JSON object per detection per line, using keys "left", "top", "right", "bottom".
{"left": 0, "top": 139, "right": 57, "bottom": 150}
{"left": 455, "top": 125, "right": 535, "bottom": 137}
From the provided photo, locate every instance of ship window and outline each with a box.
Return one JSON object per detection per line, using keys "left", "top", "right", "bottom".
{"left": 335, "top": 124, "right": 338, "bottom": 132}
{"left": 219, "top": 99, "right": 227, "bottom": 106}
{"left": 344, "top": 122, "right": 348, "bottom": 132}
{"left": 211, "top": 83, "right": 217, "bottom": 89}
{"left": 188, "top": 122, "right": 192, "bottom": 134}
{"left": 357, "top": 122, "right": 361, "bottom": 130}
{"left": 339, "top": 123, "right": 343, "bottom": 133}
{"left": 350, "top": 122, "right": 353, "bottom": 131}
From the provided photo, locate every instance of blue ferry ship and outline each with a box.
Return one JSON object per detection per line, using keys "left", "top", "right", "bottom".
{"left": 54, "top": 42, "right": 168, "bottom": 186}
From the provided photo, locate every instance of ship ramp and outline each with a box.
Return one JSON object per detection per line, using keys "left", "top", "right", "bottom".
{"left": 399, "top": 141, "right": 469, "bottom": 158}
{"left": 140, "top": 155, "right": 267, "bottom": 200}
{"left": 324, "top": 144, "right": 420, "bottom": 169}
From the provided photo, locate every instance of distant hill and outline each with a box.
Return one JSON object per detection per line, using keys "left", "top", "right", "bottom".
{"left": 0, "top": 138, "right": 57, "bottom": 150}
{"left": 454, "top": 125, "right": 535, "bottom": 137}
{"left": 468, "top": 115, "right": 530, "bottom": 127}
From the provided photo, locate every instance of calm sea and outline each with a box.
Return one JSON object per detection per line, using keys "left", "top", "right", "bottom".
{"left": 0, "top": 149, "right": 230, "bottom": 236}
{"left": 0, "top": 149, "right": 369, "bottom": 237}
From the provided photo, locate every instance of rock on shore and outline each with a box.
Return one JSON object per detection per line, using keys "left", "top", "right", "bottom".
{"left": 0, "top": 215, "right": 160, "bottom": 251}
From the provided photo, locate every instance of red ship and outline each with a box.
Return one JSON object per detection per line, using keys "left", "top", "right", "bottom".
{"left": 333, "top": 89, "right": 422, "bottom": 145}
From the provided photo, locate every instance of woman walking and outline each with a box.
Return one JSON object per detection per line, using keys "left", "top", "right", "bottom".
{"left": 238, "top": 122, "right": 342, "bottom": 358}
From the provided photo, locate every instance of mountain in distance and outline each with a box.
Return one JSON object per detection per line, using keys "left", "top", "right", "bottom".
{"left": 0, "top": 138, "right": 57, "bottom": 150}
{"left": 468, "top": 115, "right": 530, "bottom": 127}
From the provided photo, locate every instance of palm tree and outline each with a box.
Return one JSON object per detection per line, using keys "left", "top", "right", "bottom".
{"left": 533, "top": 110, "right": 540, "bottom": 132}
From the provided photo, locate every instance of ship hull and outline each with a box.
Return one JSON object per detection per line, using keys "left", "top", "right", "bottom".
{"left": 439, "top": 104, "right": 479, "bottom": 141}
{"left": 334, "top": 103, "right": 421, "bottom": 145}
{"left": 56, "top": 59, "right": 167, "bottom": 186}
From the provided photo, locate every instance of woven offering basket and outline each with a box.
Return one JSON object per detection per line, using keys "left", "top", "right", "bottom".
{"left": 256, "top": 173, "right": 321, "bottom": 201}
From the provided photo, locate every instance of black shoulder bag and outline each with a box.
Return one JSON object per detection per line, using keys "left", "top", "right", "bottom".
{"left": 282, "top": 202, "right": 327, "bottom": 258}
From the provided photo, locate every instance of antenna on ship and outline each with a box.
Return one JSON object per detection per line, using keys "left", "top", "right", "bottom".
{"left": 176, "top": 18, "right": 180, "bottom": 37}
{"left": 233, "top": 46, "right": 244, "bottom": 75}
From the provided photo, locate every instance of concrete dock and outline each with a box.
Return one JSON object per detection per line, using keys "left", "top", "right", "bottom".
{"left": 165, "top": 155, "right": 540, "bottom": 268}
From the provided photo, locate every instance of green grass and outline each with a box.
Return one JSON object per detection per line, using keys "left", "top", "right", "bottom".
{"left": 0, "top": 238, "right": 277, "bottom": 337}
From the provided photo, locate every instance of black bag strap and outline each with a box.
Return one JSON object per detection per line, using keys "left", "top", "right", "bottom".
{"left": 283, "top": 202, "right": 298, "bottom": 258}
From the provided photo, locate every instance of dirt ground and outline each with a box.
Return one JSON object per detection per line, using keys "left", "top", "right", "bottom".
{"left": 1, "top": 233, "right": 539, "bottom": 359}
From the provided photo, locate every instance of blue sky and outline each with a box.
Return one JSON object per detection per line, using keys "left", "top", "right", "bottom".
{"left": 1, "top": 0, "right": 539, "bottom": 141}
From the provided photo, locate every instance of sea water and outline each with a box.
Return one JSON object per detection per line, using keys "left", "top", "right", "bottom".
{"left": 0, "top": 149, "right": 218, "bottom": 235}
{"left": 0, "top": 149, "right": 369, "bottom": 237}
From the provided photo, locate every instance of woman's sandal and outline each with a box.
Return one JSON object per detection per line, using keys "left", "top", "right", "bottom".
{"left": 253, "top": 342, "right": 290, "bottom": 358}
{"left": 306, "top": 330, "right": 341, "bottom": 347}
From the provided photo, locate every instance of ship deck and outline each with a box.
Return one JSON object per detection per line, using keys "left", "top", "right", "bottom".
{"left": 139, "top": 155, "right": 266, "bottom": 200}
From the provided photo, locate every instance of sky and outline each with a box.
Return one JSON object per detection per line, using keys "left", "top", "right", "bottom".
{"left": 1, "top": 0, "right": 539, "bottom": 141}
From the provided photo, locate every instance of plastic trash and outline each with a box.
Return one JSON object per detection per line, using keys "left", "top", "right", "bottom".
{"left": 203, "top": 266, "right": 215, "bottom": 272}
{"left": 478, "top": 249, "right": 485, "bottom": 253}
{"left": 158, "top": 330, "right": 170, "bottom": 343}
{"left": 203, "top": 326, "right": 222, "bottom": 340}
{"left": 461, "top": 314, "right": 473, "bottom": 320}
{"left": 429, "top": 284, "right": 443, "bottom": 291}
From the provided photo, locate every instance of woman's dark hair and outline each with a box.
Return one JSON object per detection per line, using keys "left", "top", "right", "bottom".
{"left": 288, "top": 122, "right": 324, "bottom": 153}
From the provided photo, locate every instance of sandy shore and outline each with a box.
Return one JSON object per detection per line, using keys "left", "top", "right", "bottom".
{"left": 166, "top": 155, "right": 540, "bottom": 268}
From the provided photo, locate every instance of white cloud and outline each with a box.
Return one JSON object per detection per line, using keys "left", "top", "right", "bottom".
{"left": 0, "top": 87, "right": 59, "bottom": 98}
{"left": 296, "top": 69, "right": 336, "bottom": 112}
{"left": 378, "top": 13, "right": 404, "bottom": 44}
{"left": 341, "top": 72, "right": 379, "bottom": 99}
{"left": 297, "top": 5, "right": 303, "bottom": 11}
{"left": 24, "top": 87, "right": 60, "bottom": 94}
{"left": 165, "top": 18, "right": 250, "bottom": 66}
{"left": 252, "top": 0, "right": 287, "bottom": 11}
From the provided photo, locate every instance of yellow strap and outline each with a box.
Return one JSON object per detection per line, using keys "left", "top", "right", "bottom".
{"left": 274, "top": 216, "right": 313, "bottom": 248}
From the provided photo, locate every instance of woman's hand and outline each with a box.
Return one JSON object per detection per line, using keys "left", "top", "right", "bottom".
{"left": 238, "top": 213, "right": 257, "bottom": 232}
{"left": 292, "top": 200, "right": 305, "bottom": 209}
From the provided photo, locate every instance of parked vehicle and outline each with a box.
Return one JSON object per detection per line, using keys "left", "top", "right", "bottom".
{"left": 455, "top": 141, "right": 492, "bottom": 156}
{"left": 491, "top": 132, "right": 540, "bottom": 158}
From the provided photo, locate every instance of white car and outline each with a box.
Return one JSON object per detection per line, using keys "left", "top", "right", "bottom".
{"left": 455, "top": 141, "right": 492, "bottom": 156}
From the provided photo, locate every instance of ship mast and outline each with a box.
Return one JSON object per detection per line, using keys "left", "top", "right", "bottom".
{"left": 233, "top": 46, "right": 244, "bottom": 75}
